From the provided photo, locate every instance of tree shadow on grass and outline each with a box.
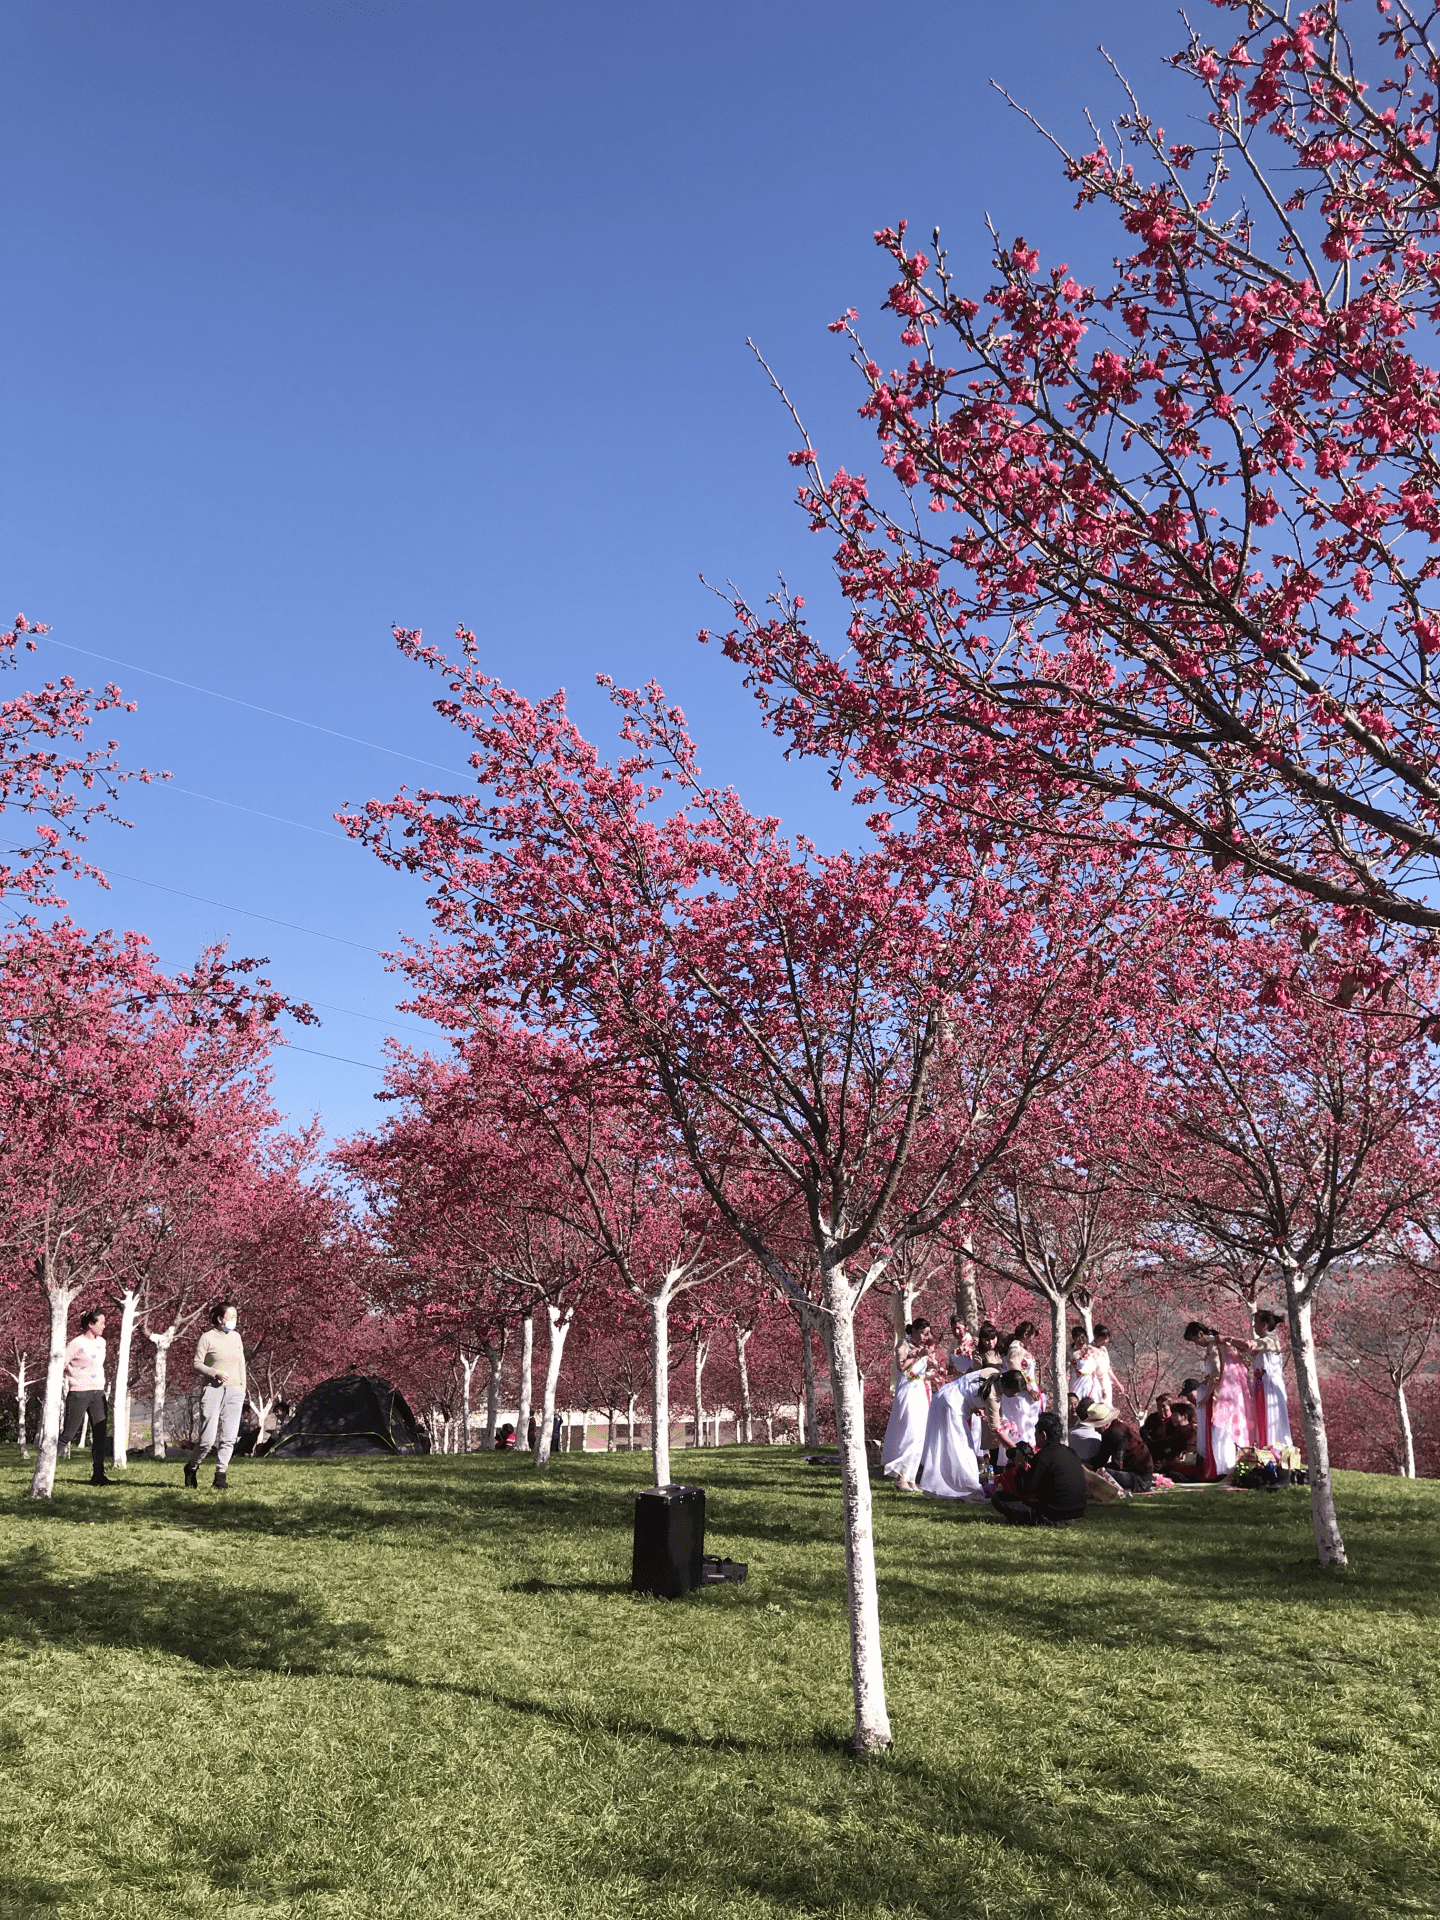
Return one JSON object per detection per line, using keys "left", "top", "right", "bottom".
{"left": 0, "top": 1545, "right": 386, "bottom": 1673}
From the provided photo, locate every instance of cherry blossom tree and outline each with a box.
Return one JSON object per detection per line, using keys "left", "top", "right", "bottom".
{"left": 1138, "top": 925, "right": 1440, "bottom": 1563}
{"left": 715, "top": 3, "right": 1440, "bottom": 941}
{"left": 1327, "top": 1264, "right": 1440, "bottom": 1477}
{"left": 340, "top": 637, "right": 1187, "bottom": 1753}
{"left": 0, "top": 923, "right": 298, "bottom": 1497}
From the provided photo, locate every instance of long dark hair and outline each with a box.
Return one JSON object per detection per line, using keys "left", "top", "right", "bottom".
{"left": 1184, "top": 1320, "right": 1220, "bottom": 1342}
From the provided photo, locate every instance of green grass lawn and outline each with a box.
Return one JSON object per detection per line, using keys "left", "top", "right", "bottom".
{"left": 0, "top": 1447, "right": 1436, "bottom": 1920}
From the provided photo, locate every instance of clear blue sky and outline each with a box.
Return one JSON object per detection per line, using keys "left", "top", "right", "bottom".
{"left": 2, "top": 0, "right": 1186, "bottom": 1141}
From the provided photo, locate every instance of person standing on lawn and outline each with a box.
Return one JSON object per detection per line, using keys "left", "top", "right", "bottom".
{"left": 1185, "top": 1321, "right": 1254, "bottom": 1479}
{"left": 1250, "top": 1310, "right": 1294, "bottom": 1451}
{"left": 881, "top": 1308, "right": 934, "bottom": 1492}
{"left": 184, "top": 1300, "right": 246, "bottom": 1491}
{"left": 60, "top": 1308, "right": 113, "bottom": 1486}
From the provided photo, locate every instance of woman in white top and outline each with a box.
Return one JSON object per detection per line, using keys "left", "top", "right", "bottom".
{"left": 1250, "top": 1309, "right": 1293, "bottom": 1450}
{"left": 881, "top": 1308, "right": 934, "bottom": 1492}
{"left": 918, "top": 1360, "right": 1001, "bottom": 1501}
{"left": 1000, "top": 1321, "right": 1044, "bottom": 1455}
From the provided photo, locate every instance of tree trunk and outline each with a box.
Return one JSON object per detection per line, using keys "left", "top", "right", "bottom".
{"left": 532, "top": 1302, "right": 573, "bottom": 1469}
{"left": 517, "top": 1311, "right": 534, "bottom": 1452}
{"left": 626, "top": 1393, "right": 637, "bottom": 1451}
{"left": 149, "top": 1329, "right": 175, "bottom": 1458}
{"left": 111, "top": 1287, "right": 139, "bottom": 1470}
{"left": 765, "top": 1411, "right": 774, "bottom": 1444}
{"left": 1395, "top": 1373, "right": 1416, "bottom": 1479}
{"left": 30, "top": 1281, "right": 75, "bottom": 1500}
{"left": 692, "top": 1333, "right": 709, "bottom": 1448}
{"left": 649, "top": 1292, "right": 672, "bottom": 1487}
{"left": 1048, "top": 1292, "right": 1067, "bottom": 1419}
{"left": 14, "top": 1353, "right": 29, "bottom": 1461}
{"left": 735, "top": 1324, "right": 754, "bottom": 1443}
{"left": 461, "top": 1351, "right": 483, "bottom": 1454}
{"left": 800, "top": 1306, "right": 820, "bottom": 1446}
{"left": 484, "top": 1330, "right": 506, "bottom": 1449}
{"left": 1286, "top": 1286, "right": 1347, "bottom": 1567}
{"left": 1073, "top": 1290, "right": 1096, "bottom": 1344}
{"left": 606, "top": 1405, "right": 617, "bottom": 1452}
{"left": 820, "top": 1264, "right": 893, "bottom": 1754}
{"left": 955, "top": 1238, "right": 980, "bottom": 1332}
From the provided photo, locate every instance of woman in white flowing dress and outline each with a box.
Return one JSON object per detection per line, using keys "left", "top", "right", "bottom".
{"left": 918, "top": 1363, "right": 1001, "bottom": 1501}
{"left": 1250, "top": 1309, "right": 1293, "bottom": 1450}
{"left": 881, "top": 1308, "right": 934, "bottom": 1491}
{"left": 1070, "top": 1323, "right": 1121, "bottom": 1409}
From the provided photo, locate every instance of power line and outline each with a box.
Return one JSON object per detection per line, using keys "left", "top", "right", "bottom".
{"left": 92, "top": 861, "right": 385, "bottom": 953}
{"left": 42, "top": 636, "right": 472, "bottom": 780}
{"left": 166, "top": 784, "right": 352, "bottom": 842}
{"left": 283, "top": 1043, "right": 389, "bottom": 1074}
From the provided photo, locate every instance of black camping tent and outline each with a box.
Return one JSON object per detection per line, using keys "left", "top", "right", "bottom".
{"left": 259, "top": 1374, "right": 431, "bottom": 1459}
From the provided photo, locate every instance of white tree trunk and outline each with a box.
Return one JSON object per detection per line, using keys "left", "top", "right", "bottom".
{"left": 606, "top": 1406, "right": 617, "bottom": 1451}
{"left": 248, "top": 1390, "right": 277, "bottom": 1447}
{"left": 14, "top": 1353, "right": 30, "bottom": 1461}
{"left": 111, "top": 1287, "right": 139, "bottom": 1471}
{"left": 30, "top": 1282, "right": 75, "bottom": 1501}
{"left": 765, "top": 1411, "right": 774, "bottom": 1444}
{"left": 517, "top": 1312, "right": 534, "bottom": 1451}
{"left": 800, "top": 1307, "right": 819, "bottom": 1445}
{"left": 692, "top": 1333, "right": 710, "bottom": 1448}
{"left": 955, "top": 1239, "right": 980, "bottom": 1332}
{"left": 1286, "top": 1286, "right": 1347, "bottom": 1567}
{"left": 532, "top": 1302, "right": 573, "bottom": 1468}
{"left": 649, "top": 1293, "right": 672, "bottom": 1487}
{"left": 626, "top": 1393, "right": 637, "bottom": 1451}
{"left": 1395, "top": 1374, "right": 1416, "bottom": 1479}
{"left": 484, "top": 1331, "right": 505, "bottom": 1448}
{"left": 735, "top": 1324, "right": 753, "bottom": 1443}
{"left": 821, "top": 1264, "right": 893, "bottom": 1753}
{"left": 148, "top": 1328, "right": 175, "bottom": 1458}
{"left": 460, "top": 1351, "right": 482, "bottom": 1454}
{"left": 1075, "top": 1293, "right": 1096, "bottom": 1344}
{"left": 1048, "top": 1292, "right": 1067, "bottom": 1419}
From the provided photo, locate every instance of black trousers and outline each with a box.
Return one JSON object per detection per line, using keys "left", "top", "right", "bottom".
{"left": 61, "top": 1390, "right": 108, "bottom": 1478}
{"left": 991, "top": 1496, "right": 1084, "bottom": 1528}
{"left": 1107, "top": 1469, "right": 1154, "bottom": 1494}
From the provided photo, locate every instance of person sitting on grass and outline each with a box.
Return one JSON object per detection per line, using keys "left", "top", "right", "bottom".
{"left": 494, "top": 1422, "right": 516, "bottom": 1451}
{"left": 989, "top": 1412, "right": 1087, "bottom": 1528}
{"left": 1079, "top": 1400, "right": 1156, "bottom": 1493}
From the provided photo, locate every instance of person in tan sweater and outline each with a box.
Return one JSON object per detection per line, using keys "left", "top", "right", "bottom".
{"left": 184, "top": 1300, "right": 247, "bottom": 1491}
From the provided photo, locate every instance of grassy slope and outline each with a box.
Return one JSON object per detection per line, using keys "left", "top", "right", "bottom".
{"left": 0, "top": 1448, "right": 1436, "bottom": 1920}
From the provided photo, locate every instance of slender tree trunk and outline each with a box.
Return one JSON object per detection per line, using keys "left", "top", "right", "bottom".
{"left": 800, "top": 1306, "right": 819, "bottom": 1446}
{"left": 149, "top": 1329, "right": 175, "bottom": 1458}
{"left": 1048, "top": 1291, "right": 1067, "bottom": 1419}
{"left": 14, "top": 1353, "right": 29, "bottom": 1461}
{"left": 111, "top": 1287, "right": 139, "bottom": 1470}
{"left": 606, "top": 1405, "right": 617, "bottom": 1451}
{"left": 30, "top": 1281, "right": 76, "bottom": 1501}
{"left": 692, "top": 1333, "right": 709, "bottom": 1448}
{"left": 820, "top": 1263, "right": 892, "bottom": 1754}
{"left": 1395, "top": 1373, "right": 1416, "bottom": 1479}
{"left": 532, "top": 1302, "right": 573, "bottom": 1469}
{"left": 626, "top": 1393, "right": 637, "bottom": 1450}
{"left": 460, "top": 1351, "right": 483, "bottom": 1454}
{"left": 1074, "top": 1291, "right": 1096, "bottom": 1344}
{"left": 1286, "top": 1285, "right": 1347, "bottom": 1567}
{"left": 955, "top": 1238, "right": 980, "bottom": 1332}
{"left": 649, "top": 1292, "right": 672, "bottom": 1487}
{"left": 517, "top": 1311, "right": 534, "bottom": 1452}
{"left": 484, "top": 1330, "right": 506, "bottom": 1449}
{"left": 735, "top": 1324, "right": 754, "bottom": 1443}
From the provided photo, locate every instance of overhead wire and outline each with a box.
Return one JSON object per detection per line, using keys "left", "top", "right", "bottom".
{"left": 41, "top": 635, "right": 473, "bottom": 780}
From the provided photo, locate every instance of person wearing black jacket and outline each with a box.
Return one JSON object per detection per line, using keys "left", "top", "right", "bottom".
{"left": 991, "top": 1412, "right": 1087, "bottom": 1526}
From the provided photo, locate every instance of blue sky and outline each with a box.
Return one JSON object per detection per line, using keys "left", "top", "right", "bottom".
{"left": 2, "top": 0, "right": 1188, "bottom": 1141}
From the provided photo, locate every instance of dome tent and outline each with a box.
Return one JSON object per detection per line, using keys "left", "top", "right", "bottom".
{"left": 259, "top": 1374, "right": 431, "bottom": 1459}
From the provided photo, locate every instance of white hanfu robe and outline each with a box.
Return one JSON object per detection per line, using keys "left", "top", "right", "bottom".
{"left": 1252, "top": 1336, "right": 1293, "bottom": 1450}
{"left": 918, "top": 1373, "right": 992, "bottom": 1502}
{"left": 881, "top": 1352, "right": 931, "bottom": 1484}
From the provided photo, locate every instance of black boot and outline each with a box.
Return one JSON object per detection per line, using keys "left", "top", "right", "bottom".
{"left": 90, "top": 1472, "right": 115, "bottom": 1486}
{"left": 213, "top": 1469, "right": 228, "bottom": 1491}
{"left": 184, "top": 1460, "right": 199, "bottom": 1489}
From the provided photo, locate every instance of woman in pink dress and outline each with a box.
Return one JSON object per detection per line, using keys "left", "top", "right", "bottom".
{"left": 1184, "top": 1320, "right": 1254, "bottom": 1478}
{"left": 1250, "top": 1309, "right": 1293, "bottom": 1450}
